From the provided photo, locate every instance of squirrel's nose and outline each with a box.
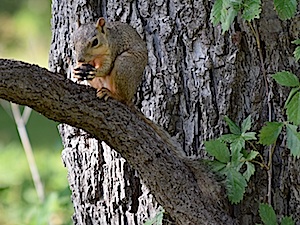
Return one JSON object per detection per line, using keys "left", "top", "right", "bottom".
{"left": 76, "top": 52, "right": 86, "bottom": 63}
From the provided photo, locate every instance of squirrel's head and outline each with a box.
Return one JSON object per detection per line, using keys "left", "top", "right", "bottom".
{"left": 73, "top": 17, "right": 110, "bottom": 64}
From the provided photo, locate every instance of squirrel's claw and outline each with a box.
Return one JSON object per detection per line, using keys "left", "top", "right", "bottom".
{"left": 73, "top": 64, "right": 96, "bottom": 81}
{"left": 97, "top": 88, "right": 113, "bottom": 101}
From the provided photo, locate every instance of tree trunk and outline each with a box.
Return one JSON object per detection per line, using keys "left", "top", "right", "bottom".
{"left": 49, "top": 1, "right": 161, "bottom": 224}
{"left": 48, "top": 0, "right": 300, "bottom": 224}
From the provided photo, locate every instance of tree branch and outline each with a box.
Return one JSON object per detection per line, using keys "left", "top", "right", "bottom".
{"left": 0, "top": 59, "right": 236, "bottom": 224}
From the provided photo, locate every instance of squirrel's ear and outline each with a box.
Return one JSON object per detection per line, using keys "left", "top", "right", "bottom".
{"left": 96, "top": 17, "right": 106, "bottom": 33}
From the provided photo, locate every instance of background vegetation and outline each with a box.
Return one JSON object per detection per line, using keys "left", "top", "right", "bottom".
{"left": 0, "top": 0, "right": 73, "bottom": 224}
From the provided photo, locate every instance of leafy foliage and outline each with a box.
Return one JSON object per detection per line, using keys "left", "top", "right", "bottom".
{"left": 208, "top": 0, "right": 300, "bottom": 220}
{"left": 210, "top": 0, "right": 261, "bottom": 33}
{"left": 225, "top": 168, "right": 247, "bottom": 203}
{"left": 272, "top": 71, "right": 300, "bottom": 87}
{"left": 254, "top": 71, "right": 300, "bottom": 158}
{"left": 292, "top": 39, "right": 300, "bottom": 45}
{"left": 259, "top": 203, "right": 277, "bottom": 225}
{"left": 272, "top": 71, "right": 300, "bottom": 120}
{"left": 281, "top": 217, "right": 295, "bottom": 225}
{"left": 205, "top": 115, "right": 258, "bottom": 203}
{"left": 210, "top": 0, "right": 297, "bottom": 34}
{"left": 210, "top": 0, "right": 239, "bottom": 34}
{"left": 204, "top": 140, "right": 230, "bottom": 163}
{"left": 255, "top": 71, "right": 300, "bottom": 158}
{"left": 286, "top": 124, "right": 300, "bottom": 158}
{"left": 273, "top": 71, "right": 300, "bottom": 125}
{"left": 258, "top": 122, "right": 284, "bottom": 145}
{"left": 210, "top": 0, "right": 223, "bottom": 26}
{"left": 241, "top": 0, "right": 262, "bottom": 21}
{"left": 224, "top": 115, "right": 241, "bottom": 134}
{"left": 293, "top": 47, "right": 300, "bottom": 62}
{"left": 286, "top": 92, "right": 300, "bottom": 125}
{"left": 274, "top": 0, "right": 297, "bottom": 20}
{"left": 292, "top": 39, "right": 300, "bottom": 62}
{"left": 258, "top": 203, "right": 295, "bottom": 225}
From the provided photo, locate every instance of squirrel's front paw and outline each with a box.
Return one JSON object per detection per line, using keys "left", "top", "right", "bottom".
{"left": 73, "top": 64, "right": 96, "bottom": 81}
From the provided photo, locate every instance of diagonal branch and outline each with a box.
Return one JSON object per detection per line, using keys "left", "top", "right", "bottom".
{"left": 0, "top": 59, "right": 236, "bottom": 225}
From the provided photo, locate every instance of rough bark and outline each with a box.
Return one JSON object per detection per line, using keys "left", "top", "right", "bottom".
{"left": 0, "top": 59, "right": 235, "bottom": 225}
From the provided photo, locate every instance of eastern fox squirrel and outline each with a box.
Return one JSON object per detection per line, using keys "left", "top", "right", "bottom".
{"left": 73, "top": 17, "right": 147, "bottom": 104}
{"left": 72, "top": 17, "right": 191, "bottom": 159}
{"left": 72, "top": 18, "right": 223, "bottom": 203}
{"left": 72, "top": 17, "right": 183, "bottom": 158}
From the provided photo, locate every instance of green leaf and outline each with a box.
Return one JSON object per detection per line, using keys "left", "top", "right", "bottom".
{"left": 210, "top": 0, "right": 223, "bottom": 26}
{"left": 224, "top": 116, "right": 241, "bottom": 134}
{"left": 204, "top": 140, "right": 230, "bottom": 163}
{"left": 219, "top": 134, "right": 240, "bottom": 143}
{"left": 226, "top": 168, "right": 247, "bottom": 204}
{"left": 242, "top": 0, "right": 262, "bottom": 21}
{"left": 231, "top": 144, "right": 244, "bottom": 169}
{"left": 286, "top": 124, "right": 300, "bottom": 158}
{"left": 258, "top": 122, "right": 284, "bottom": 145}
{"left": 210, "top": 0, "right": 240, "bottom": 34}
{"left": 258, "top": 203, "right": 277, "bottom": 225}
{"left": 221, "top": 134, "right": 247, "bottom": 156}
{"left": 221, "top": 6, "right": 238, "bottom": 34}
{"left": 293, "top": 46, "right": 300, "bottom": 62}
{"left": 230, "top": 0, "right": 243, "bottom": 10}
{"left": 286, "top": 92, "right": 300, "bottom": 125}
{"left": 285, "top": 87, "right": 300, "bottom": 108}
{"left": 274, "top": 0, "right": 297, "bottom": 20}
{"left": 242, "top": 132, "right": 257, "bottom": 141}
{"left": 272, "top": 71, "right": 300, "bottom": 87}
{"left": 291, "top": 39, "right": 300, "bottom": 60}
{"left": 241, "top": 115, "right": 252, "bottom": 133}
{"left": 281, "top": 216, "right": 295, "bottom": 225}
{"left": 243, "top": 162, "right": 255, "bottom": 181}
{"left": 207, "top": 160, "right": 227, "bottom": 175}
{"left": 245, "top": 150, "right": 259, "bottom": 161}
{"left": 231, "top": 136, "right": 245, "bottom": 153}
{"left": 292, "top": 39, "right": 300, "bottom": 45}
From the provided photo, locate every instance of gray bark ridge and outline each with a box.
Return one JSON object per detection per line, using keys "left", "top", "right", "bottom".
{"left": 0, "top": 59, "right": 237, "bottom": 225}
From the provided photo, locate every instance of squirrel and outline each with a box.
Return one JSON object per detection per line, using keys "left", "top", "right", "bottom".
{"left": 72, "top": 18, "right": 224, "bottom": 205}
{"left": 73, "top": 17, "right": 147, "bottom": 104}
{"left": 72, "top": 17, "right": 187, "bottom": 165}
{"left": 72, "top": 17, "right": 177, "bottom": 150}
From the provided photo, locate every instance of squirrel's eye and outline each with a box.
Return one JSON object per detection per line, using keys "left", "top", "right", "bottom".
{"left": 91, "top": 38, "right": 99, "bottom": 47}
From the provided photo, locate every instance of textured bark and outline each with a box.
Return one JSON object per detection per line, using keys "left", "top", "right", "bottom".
{"left": 0, "top": 59, "right": 235, "bottom": 224}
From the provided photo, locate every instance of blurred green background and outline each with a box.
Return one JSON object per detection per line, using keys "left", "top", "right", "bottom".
{"left": 0, "top": 0, "right": 73, "bottom": 224}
